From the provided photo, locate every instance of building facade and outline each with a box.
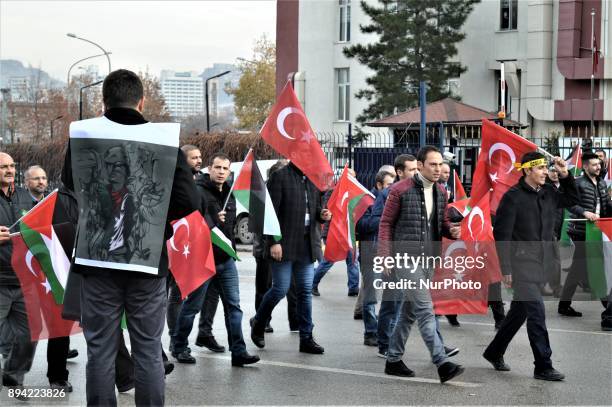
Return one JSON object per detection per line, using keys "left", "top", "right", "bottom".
{"left": 160, "top": 70, "right": 205, "bottom": 119}
{"left": 276, "top": 0, "right": 612, "bottom": 140}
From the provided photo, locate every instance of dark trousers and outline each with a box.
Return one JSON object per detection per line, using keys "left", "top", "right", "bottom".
{"left": 560, "top": 236, "right": 588, "bottom": 306}
{"left": 198, "top": 279, "right": 220, "bottom": 338}
{"left": 488, "top": 282, "right": 506, "bottom": 324}
{"left": 80, "top": 273, "right": 166, "bottom": 406}
{"left": 46, "top": 336, "right": 69, "bottom": 383}
{"left": 115, "top": 334, "right": 135, "bottom": 391}
{"left": 255, "top": 256, "right": 298, "bottom": 327}
{"left": 484, "top": 281, "right": 553, "bottom": 372}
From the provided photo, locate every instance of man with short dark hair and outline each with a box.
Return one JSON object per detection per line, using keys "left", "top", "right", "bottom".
{"left": 558, "top": 152, "right": 612, "bottom": 320}
{"left": 393, "top": 154, "right": 418, "bottom": 181}
{"left": 0, "top": 152, "right": 37, "bottom": 397}
{"left": 181, "top": 144, "right": 203, "bottom": 177}
{"left": 595, "top": 149, "right": 607, "bottom": 179}
{"left": 378, "top": 146, "right": 464, "bottom": 383}
{"left": 483, "top": 151, "right": 577, "bottom": 381}
{"left": 62, "top": 69, "right": 200, "bottom": 405}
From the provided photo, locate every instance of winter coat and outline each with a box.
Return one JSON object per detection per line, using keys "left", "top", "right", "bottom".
{"left": 494, "top": 175, "right": 578, "bottom": 283}
{"left": 568, "top": 175, "right": 612, "bottom": 239}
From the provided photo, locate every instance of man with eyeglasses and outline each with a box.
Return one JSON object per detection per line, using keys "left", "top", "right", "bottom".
{"left": 0, "top": 153, "right": 38, "bottom": 398}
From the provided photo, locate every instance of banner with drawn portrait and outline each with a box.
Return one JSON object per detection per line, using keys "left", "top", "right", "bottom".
{"left": 69, "top": 117, "right": 179, "bottom": 275}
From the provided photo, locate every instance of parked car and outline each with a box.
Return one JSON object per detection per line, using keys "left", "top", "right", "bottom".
{"left": 201, "top": 159, "right": 280, "bottom": 244}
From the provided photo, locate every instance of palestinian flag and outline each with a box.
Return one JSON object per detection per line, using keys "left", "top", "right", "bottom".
{"left": 451, "top": 169, "right": 467, "bottom": 202}
{"left": 12, "top": 233, "right": 81, "bottom": 341}
{"left": 324, "top": 165, "right": 375, "bottom": 262}
{"left": 566, "top": 143, "right": 582, "bottom": 176}
{"left": 211, "top": 226, "right": 240, "bottom": 261}
{"left": 585, "top": 219, "right": 612, "bottom": 299}
{"left": 18, "top": 190, "right": 71, "bottom": 304}
{"left": 559, "top": 209, "right": 574, "bottom": 247}
{"left": 232, "top": 149, "right": 281, "bottom": 241}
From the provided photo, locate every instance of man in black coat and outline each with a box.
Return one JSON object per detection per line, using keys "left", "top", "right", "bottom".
{"left": 250, "top": 162, "right": 331, "bottom": 354}
{"left": 62, "top": 69, "right": 200, "bottom": 405}
{"left": 559, "top": 152, "right": 612, "bottom": 318}
{"left": 483, "top": 152, "right": 578, "bottom": 381}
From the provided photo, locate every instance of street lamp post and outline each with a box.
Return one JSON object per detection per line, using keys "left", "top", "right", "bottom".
{"left": 67, "top": 52, "right": 112, "bottom": 85}
{"left": 205, "top": 70, "right": 231, "bottom": 133}
{"left": 50, "top": 115, "right": 64, "bottom": 138}
{"left": 79, "top": 80, "right": 103, "bottom": 120}
{"left": 66, "top": 33, "right": 112, "bottom": 75}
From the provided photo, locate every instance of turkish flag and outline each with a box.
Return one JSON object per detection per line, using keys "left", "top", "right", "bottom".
{"left": 452, "top": 170, "right": 467, "bottom": 201}
{"left": 12, "top": 234, "right": 81, "bottom": 341}
{"left": 324, "top": 165, "right": 375, "bottom": 262}
{"left": 460, "top": 191, "right": 502, "bottom": 285}
{"left": 167, "top": 210, "right": 216, "bottom": 300}
{"left": 471, "top": 119, "right": 537, "bottom": 214}
{"left": 260, "top": 81, "right": 334, "bottom": 191}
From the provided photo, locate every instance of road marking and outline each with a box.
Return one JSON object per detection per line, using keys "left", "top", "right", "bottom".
{"left": 195, "top": 352, "right": 481, "bottom": 388}
{"left": 455, "top": 321, "right": 612, "bottom": 336}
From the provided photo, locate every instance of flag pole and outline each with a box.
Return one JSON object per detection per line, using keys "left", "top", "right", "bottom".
{"left": 590, "top": 8, "right": 596, "bottom": 138}
{"left": 222, "top": 148, "right": 253, "bottom": 211}
{"left": 7, "top": 188, "right": 58, "bottom": 231}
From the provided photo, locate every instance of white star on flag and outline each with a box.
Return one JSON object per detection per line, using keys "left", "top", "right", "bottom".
{"left": 182, "top": 244, "right": 190, "bottom": 259}
{"left": 300, "top": 130, "right": 314, "bottom": 144}
{"left": 42, "top": 278, "right": 52, "bottom": 294}
{"left": 453, "top": 272, "right": 464, "bottom": 282}
{"left": 489, "top": 172, "right": 499, "bottom": 183}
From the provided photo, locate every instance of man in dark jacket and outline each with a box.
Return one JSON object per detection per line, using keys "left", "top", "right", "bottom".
{"left": 355, "top": 169, "right": 395, "bottom": 346}
{"left": 250, "top": 162, "right": 331, "bottom": 354}
{"left": 62, "top": 69, "right": 200, "bottom": 405}
{"left": 483, "top": 152, "right": 578, "bottom": 381}
{"left": 559, "top": 152, "right": 612, "bottom": 318}
{"left": 0, "top": 152, "right": 36, "bottom": 394}
{"left": 193, "top": 153, "right": 259, "bottom": 367}
{"left": 378, "top": 146, "right": 463, "bottom": 383}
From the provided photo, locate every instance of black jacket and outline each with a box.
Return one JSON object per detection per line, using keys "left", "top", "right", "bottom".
{"left": 355, "top": 187, "right": 382, "bottom": 242}
{"left": 0, "top": 186, "right": 35, "bottom": 286}
{"left": 196, "top": 174, "right": 236, "bottom": 264}
{"left": 568, "top": 175, "right": 612, "bottom": 239}
{"left": 494, "top": 175, "right": 578, "bottom": 283}
{"left": 265, "top": 163, "right": 324, "bottom": 263}
{"left": 61, "top": 107, "right": 199, "bottom": 278}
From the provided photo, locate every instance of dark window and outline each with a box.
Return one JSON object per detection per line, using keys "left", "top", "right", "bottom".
{"left": 500, "top": 0, "right": 518, "bottom": 30}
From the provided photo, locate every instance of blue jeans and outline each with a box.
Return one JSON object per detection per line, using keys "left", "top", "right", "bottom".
{"left": 255, "top": 239, "right": 315, "bottom": 340}
{"left": 360, "top": 256, "right": 378, "bottom": 335}
{"left": 387, "top": 268, "right": 448, "bottom": 367}
{"left": 170, "top": 281, "right": 209, "bottom": 354}
{"left": 313, "top": 250, "right": 359, "bottom": 290}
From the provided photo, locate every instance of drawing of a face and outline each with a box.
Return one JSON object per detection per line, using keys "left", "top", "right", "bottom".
{"left": 104, "top": 146, "right": 129, "bottom": 192}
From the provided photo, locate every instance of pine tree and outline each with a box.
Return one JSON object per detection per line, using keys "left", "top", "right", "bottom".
{"left": 344, "top": 0, "right": 478, "bottom": 127}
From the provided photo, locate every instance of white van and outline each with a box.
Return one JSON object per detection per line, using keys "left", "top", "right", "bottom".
{"left": 201, "top": 159, "right": 281, "bottom": 244}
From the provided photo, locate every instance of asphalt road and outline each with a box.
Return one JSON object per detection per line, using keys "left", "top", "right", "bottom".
{"left": 1, "top": 253, "right": 610, "bottom": 406}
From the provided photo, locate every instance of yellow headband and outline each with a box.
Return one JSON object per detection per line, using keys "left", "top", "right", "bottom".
{"left": 513, "top": 158, "right": 548, "bottom": 171}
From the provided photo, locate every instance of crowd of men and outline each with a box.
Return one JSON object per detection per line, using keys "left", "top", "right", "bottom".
{"left": 0, "top": 70, "right": 611, "bottom": 405}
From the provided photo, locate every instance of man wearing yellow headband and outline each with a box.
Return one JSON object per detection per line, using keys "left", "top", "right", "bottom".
{"left": 483, "top": 151, "right": 579, "bottom": 381}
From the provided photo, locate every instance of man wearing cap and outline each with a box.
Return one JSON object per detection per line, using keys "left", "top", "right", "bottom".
{"left": 483, "top": 152, "right": 578, "bottom": 381}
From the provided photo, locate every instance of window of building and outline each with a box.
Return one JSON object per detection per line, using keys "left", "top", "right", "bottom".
{"left": 339, "top": 0, "right": 351, "bottom": 42}
{"left": 447, "top": 78, "right": 461, "bottom": 98}
{"left": 336, "top": 68, "right": 350, "bottom": 121}
{"left": 500, "top": 0, "right": 518, "bottom": 30}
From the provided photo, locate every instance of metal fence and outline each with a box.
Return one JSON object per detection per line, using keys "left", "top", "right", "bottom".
{"left": 319, "top": 122, "right": 612, "bottom": 193}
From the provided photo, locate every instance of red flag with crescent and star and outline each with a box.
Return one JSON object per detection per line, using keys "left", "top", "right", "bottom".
{"left": 470, "top": 119, "right": 537, "bottom": 214}
{"left": 259, "top": 81, "right": 334, "bottom": 191}
{"left": 167, "top": 210, "right": 216, "bottom": 300}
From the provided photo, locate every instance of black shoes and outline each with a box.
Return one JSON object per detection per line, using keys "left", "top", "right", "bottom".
{"left": 483, "top": 353, "right": 511, "bottom": 371}
{"left": 195, "top": 335, "right": 226, "bottom": 352}
{"left": 438, "top": 361, "right": 465, "bottom": 383}
{"left": 172, "top": 350, "right": 196, "bottom": 364}
{"left": 353, "top": 312, "right": 363, "bottom": 320}
{"left": 444, "top": 346, "right": 459, "bottom": 357}
{"left": 117, "top": 382, "right": 135, "bottom": 393}
{"left": 299, "top": 337, "right": 324, "bottom": 354}
{"left": 312, "top": 286, "right": 320, "bottom": 296}
{"left": 265, "top": 323, "right": 274, "bottom": 333}
{"left": 446, "top": 315, "right": 460, "bottom": 327}
{"left": 164, "top": 361, "right": 175, "bottom": 375}
{"left": 384, "top": 360, "right": 415, "bottom": 377}
{"left": 66, "top": 349, "right": 79, "bottom": 359}
{"left": 364, "top": 334, "right": 378, "bottom": 347}
{"left": 558, "top": 306, "right": 582, "bottom": 317}
{"left": 50, "top": 380, "right": 73, "bottom": 392}
{"left": 232, "top": 352, "right": 260, "bottom": 367}
{"left": 534, "top": 368, "right": 565, "bottom": 381}
{"left": 348, "top": 288, "right": 359, "bottom": 297}
{"left": 250, "top": 317, "right": 265, "bottom": 348}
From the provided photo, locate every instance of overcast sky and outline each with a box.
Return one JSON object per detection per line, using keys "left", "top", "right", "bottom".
{"left": 0, "top": 0, "right": 277, "bottom": 82}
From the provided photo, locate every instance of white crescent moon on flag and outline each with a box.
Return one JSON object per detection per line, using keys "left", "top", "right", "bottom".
{"left": 468, "top": 206, "right": 485, "bottom": 240}
{"left": 25, "top": 250, "right": 37, "bottom": 276}
{"left": 340, "top": 191, "right": 350, "bottom": 209}
{"left": 444, "top": 240, "right": 467, "bottom": 259}
{"left": 169, "top": 218, "right": 190, "bottom": 252}
{"left": 488, "top": 143, "right": 516, "bottom": 174}
{"left": 276, "top": 107, "right": 305, "bottom": 140}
